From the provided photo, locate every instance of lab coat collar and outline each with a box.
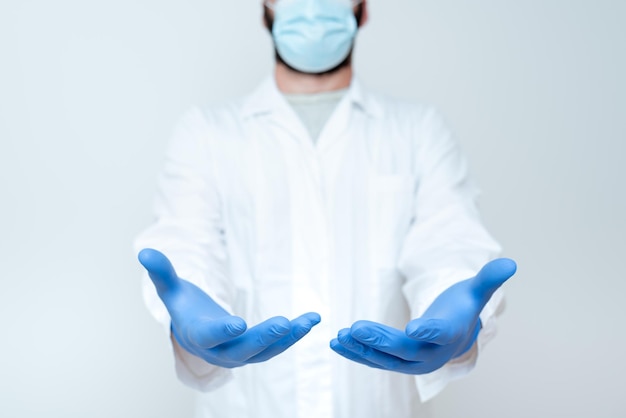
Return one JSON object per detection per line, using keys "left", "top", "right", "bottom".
{"left": 241, "top": 75, "right": 383, "bottom": 121}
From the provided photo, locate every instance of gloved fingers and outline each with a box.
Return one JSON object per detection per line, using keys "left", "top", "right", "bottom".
{"left": 214, "top": 316, "right": 291, "bottom": 361}
{"left": 170, "top": 324, "right": 240, "bottom": 369}
{"left": 138, "top": 248, "right": 181, "bottom": 295}
{"left": 329, "top": 338, "right": 386, "bottom": 370}
{"left": 405, "top": 318, "right": 462, "bottom": 346}
{"left": 245, "top": 312, "right": 321, "bottom": 363}
{"left": 335, "top": 329, "right": 425, "bottom": 373}
{"left": 451, "top": 320, "right": 481, "bottom": 359}
{"left": 349, "top": 320, "right": 429, "bottom": 361}
{"left": 187, "top": 316, "right": 247, "bottom": 349}
{"left": 470, "top": 258, "right": 517, "bottom": 299}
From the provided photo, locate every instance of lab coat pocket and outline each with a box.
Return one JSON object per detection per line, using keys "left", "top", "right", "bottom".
{"left": 370, "top": 175, "right": 415, "bottom": 269}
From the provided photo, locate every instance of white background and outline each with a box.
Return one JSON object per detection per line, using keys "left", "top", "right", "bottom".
{"left": 1, "top": 1, "right": 624, "bottom": 417}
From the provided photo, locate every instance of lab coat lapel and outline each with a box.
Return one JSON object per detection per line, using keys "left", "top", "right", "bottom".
{"left": 316, "top": 78, "right": 380, "bottom": 154}
{"left": 241, "top": 77, "right": 312, "bottom": 149}
{"left": 316, "top": 94, "right": 352, "bottom": 154}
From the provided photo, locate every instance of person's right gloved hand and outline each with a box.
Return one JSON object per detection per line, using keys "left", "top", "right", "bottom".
{"left": 138, "top": 248, "right": 321, "bottom": 368}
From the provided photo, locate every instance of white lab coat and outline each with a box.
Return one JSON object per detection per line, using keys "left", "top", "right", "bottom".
{"left": 135, "top": 77, "right": 504, "bottom": 418}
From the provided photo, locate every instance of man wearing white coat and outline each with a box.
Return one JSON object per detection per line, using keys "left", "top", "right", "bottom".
{"left": 135, "top": 0, "right": 517, "bottom": 417}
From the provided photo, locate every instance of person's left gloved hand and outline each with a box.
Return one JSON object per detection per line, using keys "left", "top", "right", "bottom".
{"left": 330, "top": 258, "right": 517, "bottom": 374}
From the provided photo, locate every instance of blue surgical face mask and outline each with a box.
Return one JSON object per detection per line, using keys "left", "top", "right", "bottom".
{"left": 267, "top": 0, "right": 360, "bottom": 74}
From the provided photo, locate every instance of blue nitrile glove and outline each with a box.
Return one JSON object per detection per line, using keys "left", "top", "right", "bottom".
{"left": 138, "top": 248, "right": 321, "bottom": 368}
{"left": 330, "top": 258, "right": 517, "bottom": 374}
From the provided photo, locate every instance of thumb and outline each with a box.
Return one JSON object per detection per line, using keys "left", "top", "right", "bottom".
{"left": 138, "top": 248, "right": 181, "bottom": 295}
{"left": 405, "top": 318, "right": 461, "bottom": 345}
{"left": 470, "top": 258, "right": 517, "bottom": 300}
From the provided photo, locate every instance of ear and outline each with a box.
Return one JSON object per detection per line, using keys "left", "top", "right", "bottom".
{"left": 358, "top": 0, "right": 369, "bottom": 27}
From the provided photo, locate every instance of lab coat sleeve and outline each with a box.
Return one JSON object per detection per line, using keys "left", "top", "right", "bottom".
{"left": 398, "top": 107, "right": 505, "bottom": 402}
{"left": 134, "top": 107, "right": 234, "bottom": 391}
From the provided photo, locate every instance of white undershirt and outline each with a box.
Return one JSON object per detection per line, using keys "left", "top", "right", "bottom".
{"left": 284, "top": 88, "right": 348, "bottom": 144}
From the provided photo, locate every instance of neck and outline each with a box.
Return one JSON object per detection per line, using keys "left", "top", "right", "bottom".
{"left": 275, "top": 62, "right": 353, "bottom": 94}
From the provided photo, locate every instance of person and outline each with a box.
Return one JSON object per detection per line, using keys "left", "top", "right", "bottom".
{"left": 134, "top": 0, "right": 517, "bottom": 417}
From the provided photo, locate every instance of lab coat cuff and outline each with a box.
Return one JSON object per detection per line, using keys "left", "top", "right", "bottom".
{"left": 414, "top": 338, "right": 478, "bottom": 402}
{"left": 171, "top": 333, "right": 234, "bottom": 392}
{"left": 414, "top": 289, "right": 504, "bottom": 402}
{"left": 478, "top": 287, "right": 505, "bottom": 346}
